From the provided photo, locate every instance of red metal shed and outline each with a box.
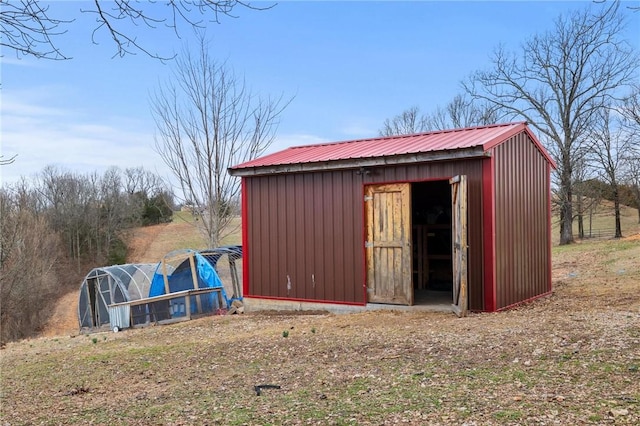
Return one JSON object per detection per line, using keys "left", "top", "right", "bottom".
{"left": 229, "top": 122, "right": 556, "bottom": 314}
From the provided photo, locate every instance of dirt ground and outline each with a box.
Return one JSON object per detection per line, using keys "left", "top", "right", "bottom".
{"left": 5, "top": 223, "right": 639, "bottom": 425}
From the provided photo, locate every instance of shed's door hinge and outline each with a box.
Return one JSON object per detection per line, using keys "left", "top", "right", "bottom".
{"left": 365, "top": 241, "right": 373, "bottom": 248}
{"left": 364, "top": 195, "right": 373, "bottom": 202}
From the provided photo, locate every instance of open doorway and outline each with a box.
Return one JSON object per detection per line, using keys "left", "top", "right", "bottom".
{"left": 411, "top": 180, "right": 453, "bottom": 305}
{"left": 364, "top": 178, "right": 465, "bottom": 310}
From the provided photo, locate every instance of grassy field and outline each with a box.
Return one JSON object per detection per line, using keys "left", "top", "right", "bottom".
{"left": 169, "top": 211, "right": 242, "bottom": 247}
{"left": 2, "top": 215, "right": 639, "bottom": 424}
{"left": 551, "top": 201, "right": 640, "bottom": 245}
{"left": 124, "top": 211, "right": 242, "bottom": 264}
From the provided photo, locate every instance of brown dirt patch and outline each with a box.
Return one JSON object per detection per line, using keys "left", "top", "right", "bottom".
{"left": 624, "top": 232, "right": 640, "bottom": 241}
{"left": 41, "top": 291, "right": 79, "bottom": 338}
{"left": 122, "top": 222, "right": 171, "bottom": 263}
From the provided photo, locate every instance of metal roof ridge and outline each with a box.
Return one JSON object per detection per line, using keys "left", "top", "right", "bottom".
{"left": 287, "top": 121, "right": 527, "bottom": 150}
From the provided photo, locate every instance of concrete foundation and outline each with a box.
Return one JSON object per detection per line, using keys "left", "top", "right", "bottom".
{"left": 242, "top": 291, "right": 454, "bottom": 315}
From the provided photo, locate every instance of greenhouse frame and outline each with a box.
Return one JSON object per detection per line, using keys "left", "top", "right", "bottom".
{"left": 77, "top": 246, "right": 243, "bottom": 332}
{"left": 77, "top": 263, "right": 158, "bottom": 331}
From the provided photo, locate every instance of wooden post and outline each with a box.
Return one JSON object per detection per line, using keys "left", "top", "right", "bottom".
{"left": 188, "top": 253, "right": 203, "bottom": 313}
{"left": 185, "top": 294, "right": 191, "bottom": 319}
{"left": 161, "top": 259, "right": 170, "bottom": 295}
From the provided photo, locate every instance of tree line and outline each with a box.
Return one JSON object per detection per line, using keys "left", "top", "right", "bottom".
{"left": 380, "top": 1, "right": 640, "bottom": 243}
{"left": 2, "top": 1, "right": 284, "bottom": 343}
{"left": 0, "top": 166, "right": 173, "bottom": 343}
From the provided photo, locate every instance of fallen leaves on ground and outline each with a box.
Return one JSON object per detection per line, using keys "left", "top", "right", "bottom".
{"left": 2, "top": 238, "right": 639, "bottom": 425}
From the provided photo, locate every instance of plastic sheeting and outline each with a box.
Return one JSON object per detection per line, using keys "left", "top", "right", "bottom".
{"left": 148, "top": 247, "right": 242, "bottom": 316}
{"left": 77, "top": 263, "right": 158, "bottom": 330}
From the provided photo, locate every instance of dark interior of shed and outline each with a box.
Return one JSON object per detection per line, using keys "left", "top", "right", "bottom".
{"left": 411, "top": 180, "right": 453, "bottom": 301}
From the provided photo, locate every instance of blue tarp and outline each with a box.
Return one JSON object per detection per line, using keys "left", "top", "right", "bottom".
{"left": 148, "top": 247, "right": 241, "bottom": 316}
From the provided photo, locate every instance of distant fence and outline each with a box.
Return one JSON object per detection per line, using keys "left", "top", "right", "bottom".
{"left": 578, "top": 228, "right": 618, "bottom": 240}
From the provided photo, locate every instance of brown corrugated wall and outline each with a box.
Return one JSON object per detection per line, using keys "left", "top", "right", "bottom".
{"left": 245, "top": 170, "right": 363, "bottom": 303}
{"left": 493, "top": 133, "right": 551, "bottom": 309}
{"left": 243, "top": 158, "right": 486, "bottom": 310}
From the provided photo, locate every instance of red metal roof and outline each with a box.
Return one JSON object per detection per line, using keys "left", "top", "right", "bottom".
{"left": 231, "top": 122, "right": 555, "bottom": 170}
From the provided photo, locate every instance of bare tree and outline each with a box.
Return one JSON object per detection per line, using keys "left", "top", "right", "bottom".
{"left": 98, "top": 167, "right": 128, "bottom": 260}
{"left": 124, "top": 167, "right": 167, "bottom": 197}
{"left": 38, "top": 166, "right": 90, "bottom": 266}
{"left": 379, "top": 96, "right": 499, "bottom": 136}
{"left": 463, "top": 1, "right": 639, "bottom": 245}
{"left": 586, "top": 106, "right": 632, "bottom": 238}
{"left": 36, "top": 166, "right": 135, "bottom": 265}
{"left": 573, "top": 157, "right": 592, "bottom": 239}
{"left": 151, "top": 37, "right": 289, "bottom": 247}
{"left": 379, "top": 106, "right": 430, "bottom": 136}
{"left": 123, "top": 167, "right": 173, "bottom": 224}
{"left": 1, "top": 0, "right": 272, "bottom": 60}
{"left": 426, "top": 95, "right": 499, "bottom": 131}
{"left": 620, "top": 84, "right": 640, "bottom": 127}
{"left": 422, "top": 105, "right": 450, "bottom": 132}
{"left": 0, "top": 183, "right": 62, "bottom": 343}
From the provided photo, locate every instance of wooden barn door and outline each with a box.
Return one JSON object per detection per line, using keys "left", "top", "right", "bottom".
{"left": 450, "top": 175, "right": 469, "bottom": 317}
{"left": 365, "top": 183, "right": 413, "bottom": 305}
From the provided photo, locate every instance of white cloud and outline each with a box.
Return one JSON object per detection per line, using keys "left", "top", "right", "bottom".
{"left": 0, "top": 56, "right": 44, "bottom": 68}
{"left": 0, "top": 90, "right": 164, "bottom": 186}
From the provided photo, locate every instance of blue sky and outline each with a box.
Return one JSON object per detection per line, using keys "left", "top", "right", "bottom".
{"left": 1, "top": 1, "right": 639, "bottom": 190}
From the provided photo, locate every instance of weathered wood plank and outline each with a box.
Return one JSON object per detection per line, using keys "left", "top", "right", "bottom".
{"left": 450, "top": 175, "right": 468, "bottom": 317}
{"left": 365, "top": 183, "right": 412, "bottom": 305}
{"left": 109, "top": 287, "right": 223, "bottom": 308}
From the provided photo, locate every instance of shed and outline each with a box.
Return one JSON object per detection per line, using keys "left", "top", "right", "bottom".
{"left": 229, "top": 122, "right": 556, "bottom": 314}
{"left": 77, "top": 263, "right": 158, "bottom": 331}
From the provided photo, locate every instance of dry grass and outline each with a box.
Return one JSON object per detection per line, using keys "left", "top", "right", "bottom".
{"left": 4, "top": 204, "right": 639, "bottom": 425}
{"left": 124, "top": 212, "right": 242, "bottom": 263}
{"left": 2, "top": 234, "right": 639, "bottom": 425}
{"left": 551, "top": 201, "right": 640, "bottom": 245}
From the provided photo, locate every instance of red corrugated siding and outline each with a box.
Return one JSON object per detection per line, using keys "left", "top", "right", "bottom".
{"left": 241, "top": 126, "right": 554, "bottom": 311}
{"left": 244, "top": 159, "right": 486, "bottom": 310}
{"left": 245, "top": 170, "right": 363, "bottom": 303}
{"left": 482, "top": 156, "right": 496, "bottom": 311}
{"left": 493, "top": 132, "right": 551, "bottom": 309}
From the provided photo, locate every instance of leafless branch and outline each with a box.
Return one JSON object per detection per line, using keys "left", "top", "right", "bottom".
{"left": 85, "top": 0, "right": 275, "bottom": 60}
{"left": 151, "top": 36, "right": 290, "bottom": 247}
{"left": 379, "top": 95, "right": 499, "bottom": 137}
{"left": 379, "top": 106, "right": 429, "bottom": 136}
{"left": 463, "top": 1, "right": 639, "bottom": 244}
{"left": 0, "top": 0, "right": 71, "bottom": 59}
{"left": 1, "top": 0, "right": 274, "bottom": 60}
{"left": 0, "top": 154, "right": 18, "bottom": 166}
